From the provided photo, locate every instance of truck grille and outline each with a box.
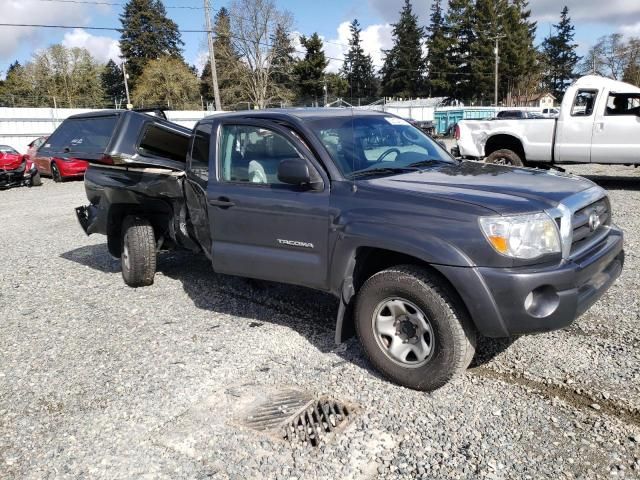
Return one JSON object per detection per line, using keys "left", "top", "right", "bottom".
{"left": 570, "top": 197, "right": 610, "bottom": 257}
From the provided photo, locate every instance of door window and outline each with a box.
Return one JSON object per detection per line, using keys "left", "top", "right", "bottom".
{"left": 605, "top": 93, "right": 640, "bottom": 116}
{"left": 571, "top": 90, "right": 598, "bottom": 117}
{"left": 189, "top": 123, "right": 211, "bottom": 181}
{"left": 219, "top": 125, "right": 304, "bottom": 185}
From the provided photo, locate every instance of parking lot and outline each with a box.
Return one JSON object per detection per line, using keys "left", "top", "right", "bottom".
{"left": 1, "top": 164, "right": 639, "bottom": 479}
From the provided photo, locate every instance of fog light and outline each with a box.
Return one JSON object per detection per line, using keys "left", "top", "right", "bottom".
{"left": 524, "top": 285, "right": 560, "bottom": 318}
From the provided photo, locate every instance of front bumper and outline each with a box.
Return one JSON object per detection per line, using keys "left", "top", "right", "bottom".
{"left": 438, "top": 227, "right": 624, "bottom": 337}
{"left": 0, "top": 162, "right": 36, "bottom": 188}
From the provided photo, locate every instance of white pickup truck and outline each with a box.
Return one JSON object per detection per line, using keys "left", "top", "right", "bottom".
{"left": 455, "top": 75, "right": 640, "bottom": 167}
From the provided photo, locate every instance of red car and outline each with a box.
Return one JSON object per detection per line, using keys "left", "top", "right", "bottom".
{"left": 32, "top": 138, "right": 88, "bottom": 182}
{"left": 0, "top": 144, "right": 41, "bottom": 189}
{"left": 25, "top": 136, "right": 47, "bottom": 162}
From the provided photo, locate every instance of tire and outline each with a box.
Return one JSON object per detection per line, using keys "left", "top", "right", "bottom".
{"left": 30, "top": 172, "right": 42, "bottom": 187}
{"left": 121, "top": 216, "right": 156, "bottom": 287}
{"left": 51, "top": 163, "right": 63, "bottom": 182}
{"left": 355, "top": 265, "right": 476, "bottom": 391}
{"left": 485, "top": 149, "right": 524, "bottom": 167}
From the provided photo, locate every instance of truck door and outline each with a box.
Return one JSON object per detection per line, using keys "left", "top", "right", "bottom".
{"left": 207, "top": 121, "right": 331, "bottom": 290}
{"left": 591, "top": 91, "right": 640, "bottom": 164}
{"left": 184, "top": 122, "right": 214, "bottom": 258}
{"left": 554, "top": 88, "right": 598, "bottom": 162}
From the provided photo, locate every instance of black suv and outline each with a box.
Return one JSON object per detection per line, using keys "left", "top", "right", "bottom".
{"left": 43, "top": 108, "right": 623, "bottom": 391}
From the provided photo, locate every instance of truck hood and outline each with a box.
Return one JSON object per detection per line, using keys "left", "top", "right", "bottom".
{"left": 364, "top": 161, "right": 595, "bottom": 214}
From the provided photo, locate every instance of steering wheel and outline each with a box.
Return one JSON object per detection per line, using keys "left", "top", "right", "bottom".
{"left": 375, "top": 148, "right": 401, "bottom": 163}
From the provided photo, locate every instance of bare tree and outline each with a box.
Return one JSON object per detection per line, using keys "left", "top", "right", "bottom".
{"left": 230, "top": 0, "right": 292, "bottom": 109}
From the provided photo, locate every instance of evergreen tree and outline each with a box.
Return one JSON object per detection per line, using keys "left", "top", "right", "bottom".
{"left": 505, "top": 0, "right": 540, "bottom": 100}
{"left": 270, "top": 22, "right": 297, "bottom": 102}
{"left": 200, "top": 7, "right": 244, "bottom": 109}
{"left": 469, "top": 0, "right": 504, "bottom": 104}
{"left": 444, "top": 0, "right": 475, "bottom": 102}
{"left": 425, "top": 0, "right": 450, "bottom": 96}
{"left": 380, "top": 0, "right": 426, "bottom": 98}
{"left": 101, "top": 60, "right": 126, "bottom": 104}
{"left": 294, "top": 33, "right": 328, "bottom": 103}
{"left": 120, "top": 0, "right": 184, "bottom": 86}
{"left": 542, "top": 6, "right": 580, "bottom": 100}
{"left": 340, "top": 19, "right": 377, "bottom": 100}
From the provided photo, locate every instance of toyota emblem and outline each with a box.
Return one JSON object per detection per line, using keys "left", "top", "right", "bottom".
{"left": 588, "top": 212, "right": 601, "bottom": 232}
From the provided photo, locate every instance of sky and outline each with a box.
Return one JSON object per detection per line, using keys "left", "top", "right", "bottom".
{"left": 1, "top": 0, "right": 640, "bottom": 77}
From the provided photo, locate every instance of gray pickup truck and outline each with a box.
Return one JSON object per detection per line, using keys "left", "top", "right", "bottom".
{"left": 44, "top": 108, "right": 623, "bottom": 391}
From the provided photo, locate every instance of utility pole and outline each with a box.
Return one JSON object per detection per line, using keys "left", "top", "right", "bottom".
{"left": 122, "top": 61, "right": 132, "bottom": 109}
{"left": 323, "top": 78, "right": 328, "bottom": 107}
{"left": 204, "top": 0, "right": 222, "bottom": 111}
{"left": 492, "top": 35, "right": 505, "bottom": 107}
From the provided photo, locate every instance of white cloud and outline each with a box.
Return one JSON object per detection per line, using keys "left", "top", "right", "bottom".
{"left": 531, "top": 1, "right": 640, "bottom": 25}
{"left": 620, "top": 22, "right": 640, "bottom": 39}
{"left": 0, "top": 0, "right": 106, "bottom": 61}
{"left": 62, "top": 29, "right": 121, "bottom": 63}
{"left": 323, "top": 21, "right": 394, "bottom": 73}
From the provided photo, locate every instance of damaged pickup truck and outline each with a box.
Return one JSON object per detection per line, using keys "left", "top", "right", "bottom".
{"left": 50, "top": 108, "right": 624, "bottom": 391}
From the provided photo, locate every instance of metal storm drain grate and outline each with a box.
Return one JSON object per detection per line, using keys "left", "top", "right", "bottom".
{"left": 241, "top": 389, "right": 353, "bottom": 447}
{"left": 283, "top": 398, "right": 351, "bottom": 447}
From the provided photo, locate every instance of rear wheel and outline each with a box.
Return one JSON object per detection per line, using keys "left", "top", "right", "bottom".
{"left": 51, "top": 163, "right": 63, "bottom": 182}
{"left": 355, "top": 265, "right": 476, "bottom": 391}
{"left": 121, "top": 216, "right": 156, "bottom": 287}
{"left": 30, "top": 172, "right": 42, "bottom": 187}
{"left": 485, "top": 149, "right": 524, "bottom": 167}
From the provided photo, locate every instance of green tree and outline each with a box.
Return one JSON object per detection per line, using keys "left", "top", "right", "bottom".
{"left": 201, "top": 7, "right": 244, "bottom": 109}
{"left": 101, "top": 60, "right": 126, "bottom": 105}
{"left": 425, "top": 0, "right": 450, "bottom": 96}
{"left": 132, "top": 56, "right": 200, "bottom": 109}
{"left": 325, "top": 72, "right": 349, "bottom": 101}
{"left": 444, "top": 0, "right": 475, "bottom": 101}
{"left": 270, "top": 22, "right": 297, "bottom": 104}
{"left": 294, "top": 33, "right": 328, "bottom": 103}
{"left": 120, "top": 0, "right": 184, "bottom": 86}
{"left": 0, "top": 62, "right": 31, "bottom": 106}
{"left": 380, "top": 0, "right": 426, "bottom": 98}
{"left": 340, "top": 19, "right": 377, "bottom": 100}
{"left": 542, "top": 6, "right": 580, "bottom": 100}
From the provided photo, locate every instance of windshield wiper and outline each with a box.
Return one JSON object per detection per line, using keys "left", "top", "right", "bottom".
{"left": 349, "top": 166, "right": 419, "bottom": 179}
{"left": 406, "top": 159, "right": 448, "bottom": 168}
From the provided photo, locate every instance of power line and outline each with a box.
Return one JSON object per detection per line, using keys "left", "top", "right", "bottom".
{"left": 33, "top": 0, "right": 206, "bottom": 9}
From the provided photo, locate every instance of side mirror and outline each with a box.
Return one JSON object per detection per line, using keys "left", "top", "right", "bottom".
{"left": 277, "top": 158, "right": 322, "bottom": 190}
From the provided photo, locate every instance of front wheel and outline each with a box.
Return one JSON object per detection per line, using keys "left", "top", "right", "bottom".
{"left": 51, "top": 163, "right": 63, "bottom": 182}
{"left": 355, "top": 265, "right": 476, "bottom": 391}
{"left": 29, "top": 172, "right": 42, "bottom": 187}
{"left": 121, "top": 216, "right": 157, "bottom": 287}
{"left": 484, "top": 149, "right": 524, "bottom": 167}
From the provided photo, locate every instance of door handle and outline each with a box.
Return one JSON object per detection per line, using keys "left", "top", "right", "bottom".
{"left": 595, "top": 122, "right": 604, "bottom": 132}
{"left": 208, "top": 196, "right": 235, "bottom": 208}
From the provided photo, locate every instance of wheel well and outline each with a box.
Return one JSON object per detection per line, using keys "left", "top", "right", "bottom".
{"left": 337, "top": 246, "right": 474, "bottom": 343}
{"left": 106, "top": 202, "right": 172, "bottom": 257}
{"left": 484, "top": 134, "right": 526, "bottom": 161}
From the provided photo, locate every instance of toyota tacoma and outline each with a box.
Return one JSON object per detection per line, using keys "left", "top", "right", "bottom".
{"left": 45, "top": 108, "right": 623, "bottom": 391}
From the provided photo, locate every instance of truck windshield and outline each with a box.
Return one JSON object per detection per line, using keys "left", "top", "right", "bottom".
{"left": 308, "top": 115, "right": 454, "bottom": 178}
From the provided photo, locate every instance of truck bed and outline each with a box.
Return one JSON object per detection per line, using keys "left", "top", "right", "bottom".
{"left": 457, "top": 118, "right": 556, "bottom": 161}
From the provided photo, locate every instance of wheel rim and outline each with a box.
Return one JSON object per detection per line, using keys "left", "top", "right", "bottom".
{"left": 371, "top": 297, "right": 434, "bottom": 368}
{"left": 122, "top": 241, "right": 130, "bottom": 271}
{"left": 52, "top": 164, "right": 61, "bottom": 181}
{"left": 491, "top": 156, "right": 510, "bottom": 165}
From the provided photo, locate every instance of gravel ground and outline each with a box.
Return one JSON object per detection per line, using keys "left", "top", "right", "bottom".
{"left": 1, "top": 165, "right": 639, "bottom": 480}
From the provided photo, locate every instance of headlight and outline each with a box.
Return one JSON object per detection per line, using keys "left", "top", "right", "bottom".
{"left": 479, "top": 213, "right": 561, "bottom": 259}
